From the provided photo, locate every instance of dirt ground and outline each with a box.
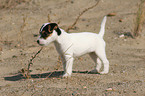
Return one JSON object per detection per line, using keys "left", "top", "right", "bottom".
{"left": 0, "top": 0, "right": 145, "bottom": 96}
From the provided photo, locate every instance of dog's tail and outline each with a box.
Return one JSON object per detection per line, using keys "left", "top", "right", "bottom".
{"left": 98, "top": 16, "right": 107, "bottom": 38}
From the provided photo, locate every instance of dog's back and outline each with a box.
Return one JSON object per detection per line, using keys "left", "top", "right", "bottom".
{"left": 68, "top": 16, "right": 107, "bottom": 57}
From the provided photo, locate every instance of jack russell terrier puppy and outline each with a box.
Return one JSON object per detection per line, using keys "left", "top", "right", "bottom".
{"left": 37, "top": 16, "right": 109, "bottom": 77}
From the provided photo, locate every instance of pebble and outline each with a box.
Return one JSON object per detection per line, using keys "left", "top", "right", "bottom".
{"left": 0, "top": 47, "right": 2, "bottom": 51}
{"left": 83, "top": 86, "right": 87, "bottom": 89}
{"left": 121, "top": 71, "right": 125, "bottom": 73}
{"left": 124, "top": 39, "right": 127, "bottom": 41}
{"left": 119, "top": 19, "right": 123, "bottom": 22}
{"left": 133, "top": 90, "right": 137, "bottom": 93}
{"left": 31, "top": 79, "right": 34, "bottom": 82}
{"left": 114, "top": 37, "right": 118, "bottom": 39}
{"left": 72, "top": 91, "right": 78, "bottom": 96}
{"left": 119, "top": 34, "right": 124, "bottom": 38}
{"left": 12, "top": 55, "right": 17, "bottom": 58}
{"left": 36, "top": 85, "right": 43, "bottom": 88}
{"left": 105, "top": 88, "right": 113, "bottom": 91}
{"left": 107, "top": 13, "right": 116, "bottom": 16}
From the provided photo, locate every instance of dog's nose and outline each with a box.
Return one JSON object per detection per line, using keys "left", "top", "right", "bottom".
{"left": 37, "top": 40, "right": 39, "bottom": 44}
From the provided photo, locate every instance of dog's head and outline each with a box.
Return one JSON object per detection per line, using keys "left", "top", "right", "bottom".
{"left": 37, "top": 23, "right": 61, "bottom": 46}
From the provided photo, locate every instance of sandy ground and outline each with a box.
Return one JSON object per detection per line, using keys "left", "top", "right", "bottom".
{"left": 0, "top": 0, "right": 145, "bottom": 96}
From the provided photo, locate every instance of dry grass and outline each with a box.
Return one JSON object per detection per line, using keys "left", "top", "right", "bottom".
{"left": 0, "top": 0, "right": 31, "bottom": 9}
{"left": 0, "top": 35, "right": 2, "bottom": 53}
{"left": 26, "top": 47, "right": 43, "bottom": 78}
{"left": 18, "top": 15, "right": 27, "bottom": 48}
{"left": 47, "top": 14, "right": 51, "bottom": 22}
{"left": 133, "top": 0, "right": 145, "bottom": 37}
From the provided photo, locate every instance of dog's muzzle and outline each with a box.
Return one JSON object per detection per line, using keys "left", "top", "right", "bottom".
{"left": 37, "top": 40, "right": 44, "bottom": 46}
{"left": 37, "top": 40, "right": 40, "bottom": 44}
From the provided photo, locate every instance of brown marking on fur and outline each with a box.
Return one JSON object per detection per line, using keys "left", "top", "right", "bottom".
{"left": 47, "top": 33, "right": 53, "bottom": 38}
{"left": 54, "top": 26, "right": 58, "bottom": 30}
{"left": 41, "top": 31, "right": 53, "bottom": 39}
{"left": 48, "top": 25, "right": 51, "bottom": 32}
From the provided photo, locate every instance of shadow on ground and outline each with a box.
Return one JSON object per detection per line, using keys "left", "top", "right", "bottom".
{"left": 4, "top": 70, "right": 93, "bottom": 81}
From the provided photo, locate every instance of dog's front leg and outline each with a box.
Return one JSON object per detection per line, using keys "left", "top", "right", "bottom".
{"left": 62, "top": 55, "right": 74, "bottom": 77}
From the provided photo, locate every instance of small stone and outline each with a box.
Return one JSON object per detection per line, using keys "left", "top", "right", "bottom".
{"left": 0, "top": 47, "right": 2, "bottom": 51}
{"left": 119, "top": 19, "right": 123, "bottom": 22}
{"left": 36, "top": 85, "right": 43, "bottom": 88}
{"left": 33, "top": 34, "right": 38, "bottom": 37}
{"left": 83, "top": 86, "right": 87, "bottom": 89}
{"left": 123, "top": 90, "right": 127, "bottom": 93}
{"left": 124, "top": 39, "right": 127, "bottom": 41}
{"left": 105, "top": 88, "right": 113, "bottom": 91}
{"left": 114, "top": 37, "right": 117, "bottom": 39}
{"left": 12, "top": 55, "right": 17, "bottom": 58}
{"left": 133, "top": 90, "right": 137, "bottom": 93}
{"left": 82, "top": 19, "right": 86, "bottom": 21}
{"left": 71, "top": 0, "right": 74, "bottom": 4}
{"left": 107, "top": 13, "right": 116, "bottom": 16}
{"left": 119, "top": 34, "right": 124, "bottom": 38}
{"left": 17, "top": 44, "right": 20, "bottom": 47}
{"left": 72, "top": 91, "right": 77, "bottom": 96}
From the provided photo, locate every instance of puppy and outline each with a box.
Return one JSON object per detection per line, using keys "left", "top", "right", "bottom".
{"left": 37, "top": 16, "right": 109, "bottom": 77}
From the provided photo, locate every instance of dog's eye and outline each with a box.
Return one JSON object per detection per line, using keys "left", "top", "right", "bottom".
{"left": 41, "top": 32, "right": 48, "bottom": 37}
{"left": 40, "top": 31, "right": 51, "bottom": 39}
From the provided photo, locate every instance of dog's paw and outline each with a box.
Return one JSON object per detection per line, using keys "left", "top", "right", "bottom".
{"left": 62, "top": 73, "right": 71, "bottom": 78}
{"left": 99, "top": 71, "right": 109, "bottom": 74}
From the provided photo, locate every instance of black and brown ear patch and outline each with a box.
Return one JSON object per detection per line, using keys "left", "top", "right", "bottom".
{"left": 48, "top": 23, "right": 61, "bottom": 35}
{"left": 39, "top": 23, "right": 61, "bottom": 39}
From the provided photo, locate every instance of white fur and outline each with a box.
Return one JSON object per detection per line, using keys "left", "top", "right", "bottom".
{"left": 37, "top": 16, "right": 109, "bottom": 77}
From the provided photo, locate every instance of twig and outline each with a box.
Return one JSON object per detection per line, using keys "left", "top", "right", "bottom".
{"left": 26, "top": 47, "right": 43, "bottom": 78}
{"left": 22, "top": 44, "right": 74, "bottom": 95}
{"left": 66, "top": 0, "right": 101, "bottom": 32}
{"left": 47, "top": 14, "right": 51, "bottom": 22}
{"left": 2, "top": 0, "right": 31, "bottom": 9}
{"left": 133, "top": 0, "right": 145, "bottom": 37}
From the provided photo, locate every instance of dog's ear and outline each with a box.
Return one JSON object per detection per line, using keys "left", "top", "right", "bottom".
{"left": 49, "top": 23, "right": 61, "bottom": 36}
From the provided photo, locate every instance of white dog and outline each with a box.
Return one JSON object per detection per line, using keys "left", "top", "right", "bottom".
{"left": 37, "top": 16, "right": 109, "bottom": 77}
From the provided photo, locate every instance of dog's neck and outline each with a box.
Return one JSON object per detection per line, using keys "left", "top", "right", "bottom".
{"left": 54, "top": 29, "right": 70, "bottom": 47}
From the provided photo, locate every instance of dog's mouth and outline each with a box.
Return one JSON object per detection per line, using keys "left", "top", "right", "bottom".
{"left": 37, "top": 40, "right": 45, "bottom": 46}
{"left": 38, "top": 43, "right": 45, "bottom": 46}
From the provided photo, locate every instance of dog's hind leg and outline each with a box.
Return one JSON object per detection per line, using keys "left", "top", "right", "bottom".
{"left": 89, "top": 52, "right": 102, "bottom": 73}
{"left": 95, "top": 49, "right": 109, "bottom": 74}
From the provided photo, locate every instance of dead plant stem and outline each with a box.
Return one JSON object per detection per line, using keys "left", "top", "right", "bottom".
{"left": 26, "top": 47, "right": 43, "bottom": 78}
{"left": 66, "top": 0, "right": 101, "bottom": 32}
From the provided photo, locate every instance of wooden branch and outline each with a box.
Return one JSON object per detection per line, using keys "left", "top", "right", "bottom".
{"left": 66, "top": 0, "right": 101, "bottom": 32}
{"left": 26, "top": 47, "right": 43, "bottom": 78}
{"left": 133, "top": 0, "right": 145, "bottom": 37}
